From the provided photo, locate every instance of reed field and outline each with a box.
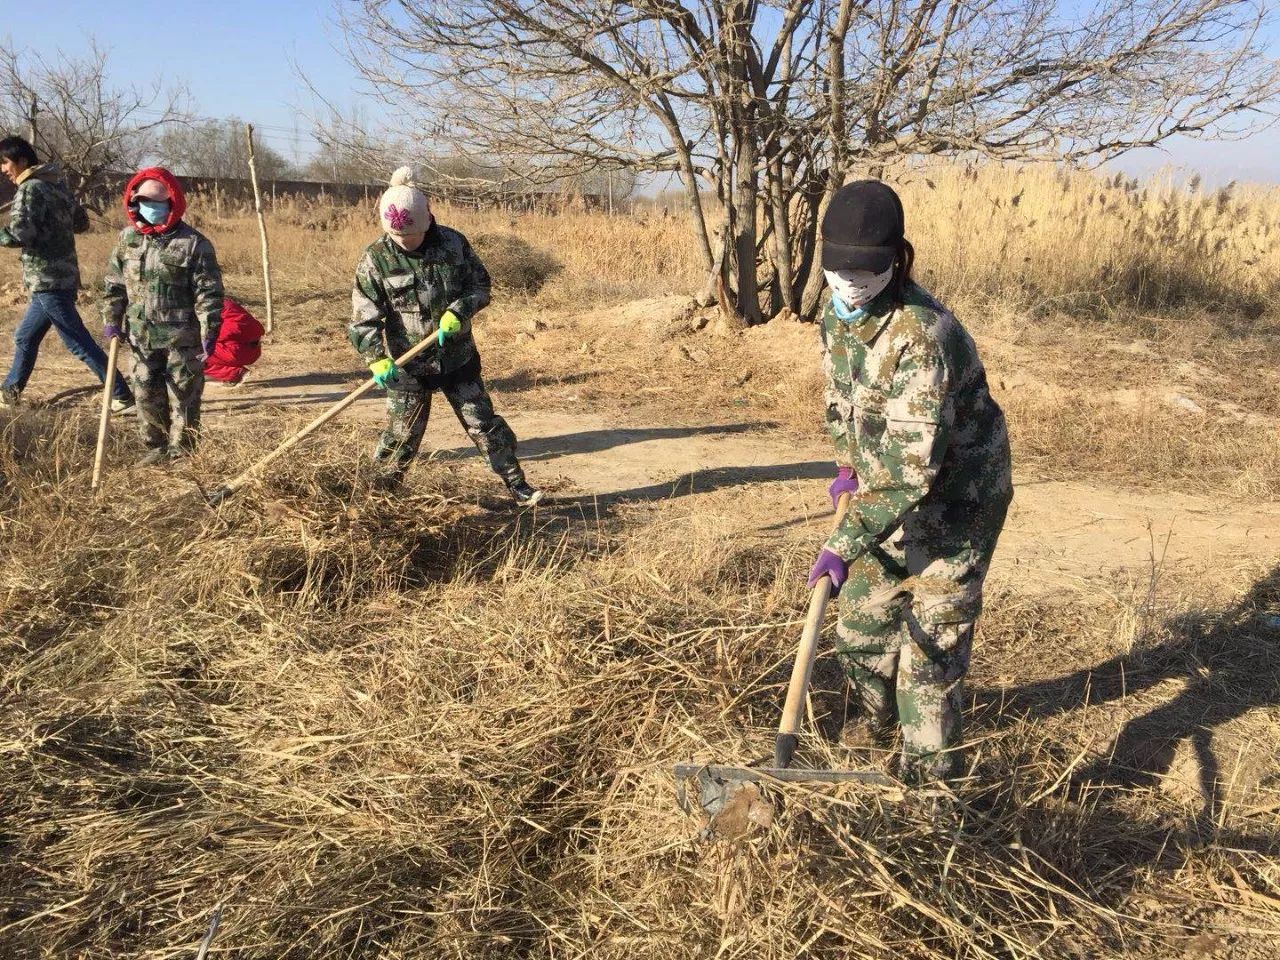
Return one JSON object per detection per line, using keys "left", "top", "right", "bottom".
{"left": 1, "top": 161, "right": 1279, "bottom": 958}
{"left": 52, "top": 160, "right": 1280, "bottom": 319}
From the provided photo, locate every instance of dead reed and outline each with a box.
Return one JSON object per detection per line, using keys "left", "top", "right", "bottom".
{"left": 1, "top": 410, "right": 1276, "bottom": 959}
{"left": 31, "top": 161, "right": 1277, "bottom": 325}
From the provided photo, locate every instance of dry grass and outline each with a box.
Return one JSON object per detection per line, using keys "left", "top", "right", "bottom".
{"left": 1, "top": 161, "right": 1279, "bottom": 958}
{"left": 45, "top": 161, "right": 1279, "bottom": 323}
{"left": 58, "top": 195, "right": 705, "bottom": 314}
{"left": 899, "top": 164, "right": 1280, "bottom": 319}
{"left": 1, "top": 411, "right": 1278, "bottom": 959}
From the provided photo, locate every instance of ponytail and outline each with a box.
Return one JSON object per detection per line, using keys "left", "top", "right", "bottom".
{"left": 892, "top": 239, "right": 915, "bottom": 305}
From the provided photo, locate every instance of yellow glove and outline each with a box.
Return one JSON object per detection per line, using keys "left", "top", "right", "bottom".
{"left": 369, "top": 357, "right": 397, "bottom": 388}
{"left": 437, "top": 310, "right": 463, "bottom": 345}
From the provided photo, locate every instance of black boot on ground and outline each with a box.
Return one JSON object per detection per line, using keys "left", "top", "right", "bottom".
{"left": 505, "top": 477, "right": 543, "bottom": 506}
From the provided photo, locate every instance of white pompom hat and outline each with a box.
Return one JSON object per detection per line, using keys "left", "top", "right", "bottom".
{"left": 378, "top": 166, "right": 430, "bottom": 236}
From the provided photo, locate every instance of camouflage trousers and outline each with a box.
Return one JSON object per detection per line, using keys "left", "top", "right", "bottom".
{"left": 375, "top": 364, "right": 523, "bottom": 483}
{"left": 129, "top": 343, "right": 204, "bottom": 454}
{"left": 835, "top": 501, "right": 1008, "bottom": 783}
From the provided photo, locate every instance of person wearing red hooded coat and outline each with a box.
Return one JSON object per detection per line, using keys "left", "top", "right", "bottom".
{"left": 101, "top": 168, "right": 224, "bottom": 465}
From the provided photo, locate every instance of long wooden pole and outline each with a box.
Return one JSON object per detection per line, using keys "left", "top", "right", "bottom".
{"left": 27, "top": 95, "right": 38, "bottom": 146}
{"left": 775, "top": 491, "right": 853, "bottom": 768}
{"left": 90, "top": 337, "right": 120, "bottom": 492}
{"left": 245, "top": 123, "right": 274, "bottom": 335}
{"left": 205, "top": 336, "right": 438, "bottom": 506}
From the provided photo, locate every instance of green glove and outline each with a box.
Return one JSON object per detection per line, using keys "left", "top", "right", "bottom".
{"left": 437, "top": 310, "right": 462, "bottom": 346}
{"left": 369, "top": 357, "right": 397, "bottom": 388}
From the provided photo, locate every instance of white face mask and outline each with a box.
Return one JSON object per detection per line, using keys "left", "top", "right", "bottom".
{"left": 824, "top": 267, "right": 894, "bottom": 309}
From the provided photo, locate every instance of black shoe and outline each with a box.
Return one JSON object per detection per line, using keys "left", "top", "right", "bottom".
{"left": 136, "top": 447, "right": 171, "bottom": 467}
{"left": 506, "top": 478, "right": 544, "bottom": 506}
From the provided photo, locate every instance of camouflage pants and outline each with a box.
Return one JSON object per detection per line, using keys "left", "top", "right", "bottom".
{"left": 375, "top": 367, "right": 523, "bottom": 483}
{"left": 129, "top": 344, "right": 204, "bottom": 453}
{"left": 835, "top": 503, "right": 1008, "bottom": 783}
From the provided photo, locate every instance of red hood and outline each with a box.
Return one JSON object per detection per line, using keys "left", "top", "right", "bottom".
{"left": 123, "top": 167, "right": 187, "bottom": 234}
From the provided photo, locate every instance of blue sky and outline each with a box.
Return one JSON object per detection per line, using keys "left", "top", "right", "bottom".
{"left": 3, "top": 0, "right": 1277, "bottom": 185}
{"left": 1, "top": 0, "right": 367, "bottom": 166}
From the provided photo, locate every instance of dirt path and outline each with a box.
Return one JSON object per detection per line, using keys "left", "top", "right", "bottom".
{"left": 198, "top": 371, "right": 1280, "bottom": 603}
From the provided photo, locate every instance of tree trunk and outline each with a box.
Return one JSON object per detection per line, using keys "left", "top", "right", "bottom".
{"left": 700, "top": 220, "right": 730, "bottom": 308}
{"left": 766, "top": 153, "right": 796, "bottom": 317}
{"left": 732, "top": 126, "right": 763, "bottom": 326}
{"left": 792, "top": 178, "right": 828, "bottom": 321}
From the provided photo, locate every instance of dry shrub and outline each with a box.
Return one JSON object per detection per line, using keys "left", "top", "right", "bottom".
{"left": 471, "top": 232, "right": 562, "bottom": 295}
{"left": 1003, "top": 388, "right": 1280, "bottom": 498}
{"left": 2, "top": 409, "right": 1278, "bottom": 959}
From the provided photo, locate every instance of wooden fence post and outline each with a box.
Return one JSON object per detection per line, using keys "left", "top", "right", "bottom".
{"left": 245, "top": 124, "right": 275, "bottom": 335}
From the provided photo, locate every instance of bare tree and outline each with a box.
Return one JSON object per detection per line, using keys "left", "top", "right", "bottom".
{"left": 304, "top": 104, "right": 399, "bottom": 183}
{"left": 340, "top": 0, "right": 1280, "bottom": 324}
{"left": 0, "top": 41, "right": 188, "bottom": 209}
{"left": 159, "top": 117, "right": 296, "bottom": 181}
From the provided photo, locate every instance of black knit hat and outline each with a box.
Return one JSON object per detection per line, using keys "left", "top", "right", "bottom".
{"left": 821, "top": 180, "right": 905, "bottom": 273}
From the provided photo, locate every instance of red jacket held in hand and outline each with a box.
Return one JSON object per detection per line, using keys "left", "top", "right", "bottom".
{"left": 205, "top": 298, "right": 263, "bottom": 384}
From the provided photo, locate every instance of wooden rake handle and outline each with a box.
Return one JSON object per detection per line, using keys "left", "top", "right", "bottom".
{"left": 90, "top": 336, "right": 120, "bottom": 493}
{"left": 775, "top": 490, "right": 852, "bottom": 769}
{"left": 205, "top": 336, "right": 438, "bottom": 506}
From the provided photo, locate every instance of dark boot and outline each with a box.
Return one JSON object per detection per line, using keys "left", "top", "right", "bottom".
{"left": 505, "top": 476, "right": 543, "bottom": 506}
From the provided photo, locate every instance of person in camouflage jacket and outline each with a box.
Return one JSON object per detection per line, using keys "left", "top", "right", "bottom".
{"left": 101, "top": 167, "right": 223, "bottom": 464}
{"left": 349, "top": 166, "right": 541, "bottom": 504}
{"left": 0, "top": 136, "right": 132, "bottom": 409}
{"left": 808, "top": 180, "right": 1013, "bottom": 784}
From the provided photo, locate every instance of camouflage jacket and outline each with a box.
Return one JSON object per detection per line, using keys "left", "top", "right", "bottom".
{"left": 101, "top": 223, "right": 224, "bottom": 353}
{"left": 0, "top": 163, "right": 88, "bottom": 292}
{"left": 349, "top": 225, "right": 491, "bottom": 377}
{"left": 821, "top": 282, "right": 1012, "bottom": 560}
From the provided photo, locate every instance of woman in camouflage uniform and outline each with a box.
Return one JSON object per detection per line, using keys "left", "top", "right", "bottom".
{"left": 350, "top": 167, "right": 541, "bottom": 505}
{"left": 808, "top": 180, "right": 1013, "bottom": 784}
{"left": 101, "top": 168, "right": 223, "bottom": 465}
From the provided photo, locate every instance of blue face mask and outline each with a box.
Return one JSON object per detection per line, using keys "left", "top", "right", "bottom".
{"left": 831, "top": 294, "right": 869, "bottom": 324}
{"left": 137, "top": 199, "right": 171, "bottom": 226}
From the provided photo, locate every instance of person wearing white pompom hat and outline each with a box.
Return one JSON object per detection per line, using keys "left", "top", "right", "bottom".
{"left": 348, "top": 166, "right": 542, "bottom": 504}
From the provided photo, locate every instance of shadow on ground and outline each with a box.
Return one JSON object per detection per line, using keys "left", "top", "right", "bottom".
{"left": 793, "top": 564, "right": 1280, "bottom": 953}
{"left": 431, "top": 421, "right": 781, "bottom": 466}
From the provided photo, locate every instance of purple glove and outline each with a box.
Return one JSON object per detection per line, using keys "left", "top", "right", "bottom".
{"left": 202, "top": 337, "right": 216, "bottom": 359}
{"left": 807, "top": 548, "right": 847, "bottom": 593}
{"left": 103, "top": 323, "right": 123, "bottom": 342}
{"left": 828, "top": 466, "right": 859, "bottom": 509}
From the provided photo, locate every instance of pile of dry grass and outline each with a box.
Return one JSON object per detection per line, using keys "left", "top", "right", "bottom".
{"left": 2, "top": 408, "right": 1278, "bottom": 959}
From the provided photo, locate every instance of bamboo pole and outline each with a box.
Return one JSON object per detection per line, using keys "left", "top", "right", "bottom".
{"left": 245, "top": 123, "right": 274, "bottom": 334}
{"left": 205, "top": 336, "right": 438, "bottom": 506}
{"left": 90, "top": 337, "right": 120, "bottom": 492}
